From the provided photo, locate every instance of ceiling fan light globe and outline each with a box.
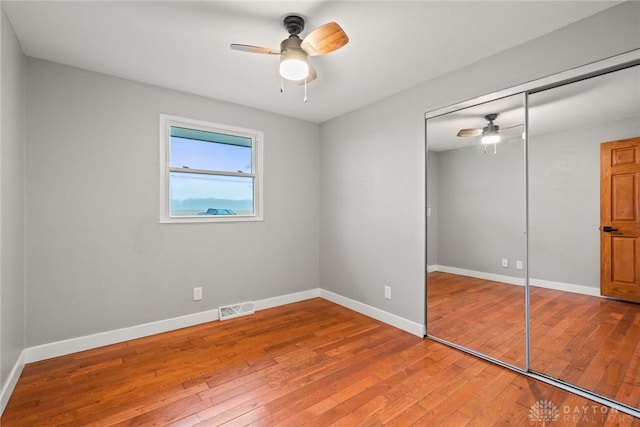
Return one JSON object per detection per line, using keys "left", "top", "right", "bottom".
{"left": 280, "top": 58, "right": 309, "bottom": 81}
{"left": 481, "top": 133, "right": 501, "bottom": 144}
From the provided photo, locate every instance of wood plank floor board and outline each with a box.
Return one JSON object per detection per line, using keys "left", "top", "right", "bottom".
{"left": 252, "top": 337, "right": 413, "bottom": 425}
{"left": 373, "top": 363, "right": 465, "bottom": 423}
{"left": 335, "top": 395, "right": 389, "bottom": 426}
{"left": 58, "top": 378, "right": 210, "bottom": 426}
{"left": 277, "top": 378, "right": 385, "bottom": 427}
{"left": 379, "top": 406, "right": 429, "bottom": 427}
{"left": 3, "top": 297, "right": 639, "bottom": 426}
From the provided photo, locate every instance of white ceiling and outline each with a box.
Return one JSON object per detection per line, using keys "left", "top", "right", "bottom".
{"left": 2, "top": 1, "right": 622, "bottom": 123}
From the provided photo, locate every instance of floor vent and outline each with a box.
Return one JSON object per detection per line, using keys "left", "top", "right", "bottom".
{"left": 219, "top": 301, "right": 255, "bottom": 321}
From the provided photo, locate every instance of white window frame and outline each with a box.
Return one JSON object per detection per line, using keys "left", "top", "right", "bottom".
{"left": 159, "top": 114, "right": 264, "bottom": 223}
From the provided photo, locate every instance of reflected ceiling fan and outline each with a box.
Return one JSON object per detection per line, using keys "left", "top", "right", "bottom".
{"left": 457, "top": 113, "right": 522, "bottom": 152}
{"left": 230, "top": 15, "right": 349, "bottom": 100}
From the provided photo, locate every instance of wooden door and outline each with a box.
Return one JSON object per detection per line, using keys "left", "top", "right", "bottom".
{"left": 601, "top": 136, "right": 640, "bottom": 302}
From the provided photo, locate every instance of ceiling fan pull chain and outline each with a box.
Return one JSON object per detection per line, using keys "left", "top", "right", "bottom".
{"left": 304, "top": 78, "right": 308, "bottom": 103}
{"left": 280, "top": 76, "right": 284, "bottom": 93}
{"left": 494, "top": 143, "right": 497, "bottom": 154}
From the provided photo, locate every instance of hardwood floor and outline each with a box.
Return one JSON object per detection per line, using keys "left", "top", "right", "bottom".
{"left": 428, "top": 271, "right": 640, "bottom": 412}
{"left": 530, "top": 286, "right": 640, "bottom": 409}
{"left": 427, "top": 272, "right": 527, "bottom": 368}
{"left": 2, "top": 298, "right": 639, "bottom": 426}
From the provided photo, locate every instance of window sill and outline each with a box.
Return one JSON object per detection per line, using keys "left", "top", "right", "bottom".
{"left": 159, "top": 215, "right": 264, "bottom": 224}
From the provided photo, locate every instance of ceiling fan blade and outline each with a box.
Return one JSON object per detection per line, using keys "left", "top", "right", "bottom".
{"left": 301, "top": 22, "right": 349, "bottom": 56}
{"left": 230, "top": 44, "right": 280, "bottom": 55}
{"left": 457, "top": 128, "right": 483, "bottom": 137}
{"left": 295, "top": 64, "right": 318, "bottom": 85}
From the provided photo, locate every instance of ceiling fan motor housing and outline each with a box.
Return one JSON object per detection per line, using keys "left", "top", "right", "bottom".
{"left": 283, "top": 15, "right": 305, "bottom": 36}
{"left": 483, "top": 123, "right": 500, "bottom": 134}
{"left": 484, "top": 113, "right": 498, "bottom": 123}
{"left": 483, "top": 113, "right": 499, "bottom": 134}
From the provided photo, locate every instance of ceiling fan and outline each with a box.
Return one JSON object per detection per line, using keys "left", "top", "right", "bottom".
{"left": 230, "top": 15, "right": 349, "bottom": 96}
{"left": 457, "top": 114, "right": 502, "bottom": 142}
{"left": 457, "top": 113, "right": 523, "bottom": 153}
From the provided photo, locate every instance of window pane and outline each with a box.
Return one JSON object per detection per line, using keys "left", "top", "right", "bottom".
{"left": 170, "top": 127, "right": 252, "bottom": 173}
{"left": 169, "top": 172, "right": 254, "bottom": 216}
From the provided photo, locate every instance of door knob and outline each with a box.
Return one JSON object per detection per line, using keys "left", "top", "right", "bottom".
{"left": 602, "top": 226, "right": 619, "bottom": 232}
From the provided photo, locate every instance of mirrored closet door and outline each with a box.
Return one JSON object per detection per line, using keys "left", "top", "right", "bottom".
{"left": 426, "top": 93, "right": 527, "bottom": 369}
{"left": 528, "top": 64, "right": 640, "bottom": 409}
{"left": 426, "top": 54, "right": 640, "bottom": 414}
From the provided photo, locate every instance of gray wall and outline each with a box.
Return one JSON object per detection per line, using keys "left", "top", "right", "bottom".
{"left": 25, "top": 59, "right": 320, "bottom": 346}
{"left": 1, "top": 8, "right": 26, "bottom": 395}
{"left": 529, "top": 115, "right": 640, "bottom": 288}
{"left": 434, "top": 139, "right": 526, "bottom": 277}
{"left": 319, "top": 1, "right": 640, "bottom": 325}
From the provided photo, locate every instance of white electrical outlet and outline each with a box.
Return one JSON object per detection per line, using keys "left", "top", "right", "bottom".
{"left": 501, "top": 259, "right": 509, "bottom": 268}
{"left": 384, "top": 286, "right": 391, "bottom": 300}
{"left": 193, "top": 287, "right": 203, "bottom": 301}
{"left": 516, "top": 260, "right": 523, "bottom": 270}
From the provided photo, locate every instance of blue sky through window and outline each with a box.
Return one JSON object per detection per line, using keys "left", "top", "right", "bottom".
{"left": 169, "top": 134, "right": 254, "bottom": 215}
{"left": 170, "top": 136, "right": 252, "bottom": 173}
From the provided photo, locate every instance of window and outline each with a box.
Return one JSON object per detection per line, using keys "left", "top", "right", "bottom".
{"left": 160, "top": 115, "right": 263, "bottom": 222}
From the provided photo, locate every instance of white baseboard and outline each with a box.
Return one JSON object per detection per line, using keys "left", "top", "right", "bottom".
{"left": 530, "top": 278, "right": 601, "bottom": 297}
{"left": 429, "top": 265, "right": 601, "bottom": 297}
{"left": 24, "top": 309, "right": 220, "bottom": 364}
{"left": 319, "top": 289, "right": 425, "bottom": 337}
{"left": 253, "top": 289, "right": 320, "bottom": 311}
{"left": 1, "top": 350, "right": 25, "bottom": 415}
{"left": 432, "top": 265, "right": 525, "bottom": 286}
{"left": 21, "top": 288, "right": 418, "bottom": 363}
{"left": 24, "top": 288, "right": 320, "bottom": 364}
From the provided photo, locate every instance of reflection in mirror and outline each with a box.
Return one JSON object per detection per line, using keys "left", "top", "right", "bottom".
{"left": 426, "top": 94, "right": 527, "bottom": 369}
{"left": 528, "top": 64, "right": 640, "bottom": 408}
